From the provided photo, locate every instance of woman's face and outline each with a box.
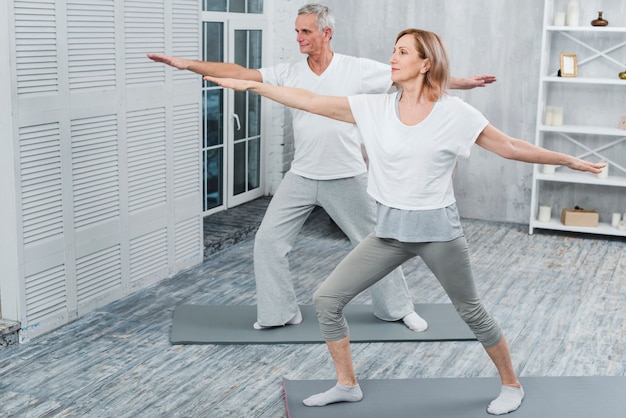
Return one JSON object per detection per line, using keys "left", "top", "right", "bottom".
{"left": 389, "top": 34, "right": 428, "bottom": 84}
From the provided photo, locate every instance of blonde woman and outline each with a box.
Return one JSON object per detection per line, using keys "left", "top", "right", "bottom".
{"left": 206, "top": 29, "right": 603, "bottom": 415}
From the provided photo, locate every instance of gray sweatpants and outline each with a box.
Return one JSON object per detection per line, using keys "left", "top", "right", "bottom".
{"left": 254, "top": 171, "right": 415, "bottom": 326}
{"left": 313, "top": 234, "right": 503, "bottom": 347}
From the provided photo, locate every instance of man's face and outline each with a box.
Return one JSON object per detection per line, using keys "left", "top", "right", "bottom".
{"left": 294, "top": 14, "right": 327, "bottom": 55}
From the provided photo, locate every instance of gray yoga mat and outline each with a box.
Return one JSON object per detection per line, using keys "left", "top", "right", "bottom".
{"left": 283, "top": 376, "right": 626, "bottom": 418}
{"left": 170, "top": 304, "right": 475, "bottom": 344}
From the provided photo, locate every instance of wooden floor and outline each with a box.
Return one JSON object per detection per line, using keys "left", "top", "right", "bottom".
{"left": 1, "top": 199, "right": 625, "bottom": 417}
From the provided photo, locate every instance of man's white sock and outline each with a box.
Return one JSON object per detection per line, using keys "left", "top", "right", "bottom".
{"left": 253, "top": 310, "right": 302, "bottom": 330}
{"left": 402, "top": 311, "right": 428, "bottom": 332}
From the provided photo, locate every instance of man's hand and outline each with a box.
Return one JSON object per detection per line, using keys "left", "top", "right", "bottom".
{"left": 146, "top": 53, "right": 190, "bottom": 70}
{"left": 452, "top": 75, "right": 497, "bottom": 90}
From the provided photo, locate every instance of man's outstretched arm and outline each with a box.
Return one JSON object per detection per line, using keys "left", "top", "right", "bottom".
{"left": 450, "top": 74, "right": 497, "bottom": 90}
{"left": 147, "top": 53, "right": 262, "bottom": 81}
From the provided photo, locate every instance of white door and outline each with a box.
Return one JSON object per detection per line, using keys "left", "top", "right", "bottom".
{"left": 201, "top": 16, "right": 267, "bottom": 213}
{"left": 227, "top": 20, "right": 266, "bottom": 207}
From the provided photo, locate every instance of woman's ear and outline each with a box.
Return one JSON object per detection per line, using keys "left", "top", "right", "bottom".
{"left": 421, "top": 58, "right": 431, "bottom": 74}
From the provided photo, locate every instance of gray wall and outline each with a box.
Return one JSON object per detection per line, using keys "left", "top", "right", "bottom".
{"left": 269, "top": 0, "right": 625, "bottom": 224}
{"left": 319, "top": 0, "right": 545, "bottom": 223}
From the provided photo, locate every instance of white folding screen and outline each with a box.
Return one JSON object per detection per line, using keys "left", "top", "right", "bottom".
{"left": 5, "top": 0, "right": 202, "bottom": 341}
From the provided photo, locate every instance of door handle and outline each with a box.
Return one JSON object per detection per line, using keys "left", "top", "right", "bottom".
{"left": 232, "top": 113, "right": 241, "bottom": 131}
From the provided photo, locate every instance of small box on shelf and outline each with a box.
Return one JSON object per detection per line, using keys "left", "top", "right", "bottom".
{"left": 561, "top": 207, "right": 599, "bottom": 227}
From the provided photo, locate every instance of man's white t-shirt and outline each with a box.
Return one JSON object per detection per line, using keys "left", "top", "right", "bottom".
{"left": 347, "top": 93, "right": 489, "bottom": 210}
{"left": 259, "top": 54, "right": 391, "bottom": 180}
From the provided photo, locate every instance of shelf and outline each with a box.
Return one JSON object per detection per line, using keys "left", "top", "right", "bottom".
{"left": 529, "top": 0, "right": 626, "bottom": 238}
{"left": 542, "top": 76, "right": 626, "bottom": 86}
{"left": 539, "top": 125, "right": 626, "bottom": 136}
{"left": 531, "top": 218, "right": 626, "bottom": 237}
{"left": 547, "top": 26, "right": 626, "bottom": 33}
{"left": 535, "top": 171, "right": 626, "bottom": 187}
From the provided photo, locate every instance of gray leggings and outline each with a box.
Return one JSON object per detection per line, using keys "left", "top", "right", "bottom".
{"left": 313, "top": 234, "right": 503, "bottom": 347}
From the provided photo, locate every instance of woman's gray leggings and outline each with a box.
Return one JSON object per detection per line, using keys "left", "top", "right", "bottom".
{"left": 313, "top": 234, "right": 503, "bottom": 347}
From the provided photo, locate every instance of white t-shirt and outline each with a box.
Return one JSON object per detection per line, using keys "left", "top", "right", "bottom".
{"left": 347, "top": 93, "right": 489, "bottom": 210}
{"left": 259, "top": 53, "right": 391, "bottom": 180}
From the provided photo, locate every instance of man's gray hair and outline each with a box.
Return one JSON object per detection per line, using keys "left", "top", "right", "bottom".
{"left": 298, "top": 3, "right": 335, "bottom": 33}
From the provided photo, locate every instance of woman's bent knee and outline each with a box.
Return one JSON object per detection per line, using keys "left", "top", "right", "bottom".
{"left": 457, "top": 300, "right": 502, "bottom": 347}
{"left": 313, "top": 290, "right": 350, "bottom": 341}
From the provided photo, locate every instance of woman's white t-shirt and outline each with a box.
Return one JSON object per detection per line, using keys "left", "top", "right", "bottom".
{"left": 347, "top": 92, "right": 489, "bottom": 211}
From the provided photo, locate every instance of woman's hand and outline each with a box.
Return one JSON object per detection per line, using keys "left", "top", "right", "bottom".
{"left": 564, "top": 158, "right": 606, "bottom": 174}
{"left": 204, "top": 76, "right": 257, "bottom": 91}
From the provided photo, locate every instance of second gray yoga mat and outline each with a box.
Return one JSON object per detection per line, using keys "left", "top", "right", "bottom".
{"left": 283, "top": 376, "right": 626, "bottom": 418}
{"left": 170, "top": 303, "right": 475, "bottom": 344}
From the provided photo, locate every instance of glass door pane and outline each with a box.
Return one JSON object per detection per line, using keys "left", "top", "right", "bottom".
{"left": 230, "top": 28, "right": 263, "bottom": 199}
{"left": 202, "top": 0, "right": 263, "bottom": 13}
{"left": 202, "top": 22, "right": 225, "bottom": 211}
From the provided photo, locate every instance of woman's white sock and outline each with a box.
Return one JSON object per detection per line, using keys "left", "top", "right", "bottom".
{"left": 487, "top": 385, "right": 524, "bottom": 415}
{"left": 303, "top": 383, "right": 363, "bottom": 407}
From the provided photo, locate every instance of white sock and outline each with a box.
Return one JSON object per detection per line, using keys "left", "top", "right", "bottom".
{"left": 402, "top": 311, "right": 428, "bottom": 332}
{"left": 303, "top": 383, "right": 363, "bottom": 407}
{"left": 253, "top": 309, "right": 302, "bottom": 330}
{"left": 487, "top": 385, "right": 524, "bottom": 415}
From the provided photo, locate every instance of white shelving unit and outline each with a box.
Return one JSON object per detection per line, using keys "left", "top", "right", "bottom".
{"left": 529, "top": 0, "right": 626, "bottom": 237}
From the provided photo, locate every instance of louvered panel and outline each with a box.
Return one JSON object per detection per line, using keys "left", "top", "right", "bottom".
{"left": 129, "top": 228, "right": 168, "bottom": 281}
{"left": 126, "top": 108, "right": 167, "bottom": 213}
{"left": 124, "top": 0, "right": 165, "bottom": 85}
{"left": 76, "top": 245, "right": 122, "bottom": 303}
{"left": 14, "top": 0, "right": 58, "bottom": 96}
{"left": 25, "top": 264, "right": 67, "bottom": 323}
{"left": 67, "top": 0, "right": 116, "bottom": 91}
{"left": 174, "top": 216, "right": 201, "bottom": 264}
{"left": 71, "top": 115, "right": 120, "bottom": 229}
{"left": 19, "top": 123, "right": 63, "bottom": 245}
{"left": 173, "top": 103, "right": 200, "bottom": 198}
{"left": 172, "top": 0, "right": 200, "bottom": 83}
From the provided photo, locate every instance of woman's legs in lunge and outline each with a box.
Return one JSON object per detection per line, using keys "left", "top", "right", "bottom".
{"left": 417, "top": 237, "right": 523, "bottom": 415}
{"left": 304, "top": 235, "right": 412, "bottom": 406}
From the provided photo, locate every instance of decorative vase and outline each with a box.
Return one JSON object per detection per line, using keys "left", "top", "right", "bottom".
{"left": 591, "top": 11, "right": 608, "bottom": 27}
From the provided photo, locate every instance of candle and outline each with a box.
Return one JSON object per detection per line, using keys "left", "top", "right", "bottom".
{"left": 597, "top": 162, "right": 609, "bottom": 179}
{"left": 611, "top": 213, "right": 621, "bottom": 228}
{"left": 554, "top": 12, "right": 566, "bottom": 26}
{"left": 566, "top": 0, "right": 580, "bottom": 26}
{"left": 552, "top": 107, "right": 564, "bottom": 126}
{"left": 538, "top": 206, "right": 552, "bottom": 222}
{"left": 542, "top": 165, "right": 556, "bottom": 175}
{"left": 618, "top": 221, "right": 626, "bottom": 232}
{"left": 544, "top": 106, "right": 555, "bottom": 126}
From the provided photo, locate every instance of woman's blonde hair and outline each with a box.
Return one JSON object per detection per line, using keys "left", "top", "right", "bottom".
{"left": 395, "top": 29, "right": 449, "bottom": 101}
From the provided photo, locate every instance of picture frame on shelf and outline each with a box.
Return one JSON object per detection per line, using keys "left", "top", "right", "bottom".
{"left": 559, "top": 53, "right": 578, "bottom": 77}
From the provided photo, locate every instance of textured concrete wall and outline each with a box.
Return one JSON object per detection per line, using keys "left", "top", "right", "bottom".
{"left": 266, "top": 0, "right": 626, "bottom": 224}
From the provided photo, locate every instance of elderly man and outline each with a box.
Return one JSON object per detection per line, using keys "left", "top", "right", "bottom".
{"left": 148, "top": 3, "right": 496, "bottom": 331}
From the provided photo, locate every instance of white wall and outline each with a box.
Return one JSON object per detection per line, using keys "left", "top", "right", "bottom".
{"left": 266, "top": 0, "right": 626, "bottom": 223}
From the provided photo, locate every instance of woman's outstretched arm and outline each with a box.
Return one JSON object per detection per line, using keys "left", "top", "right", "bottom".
{"left": 476, "top": 124, "right": 605, "bottom": 174}
{"left": 204, "top": 76, "right": 355, "bottom": 124}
